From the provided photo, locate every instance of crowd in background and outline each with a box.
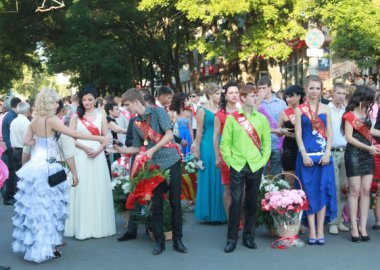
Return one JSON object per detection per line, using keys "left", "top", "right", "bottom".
{"left": 1, "top": 72, "right": 380, "bottom": 263}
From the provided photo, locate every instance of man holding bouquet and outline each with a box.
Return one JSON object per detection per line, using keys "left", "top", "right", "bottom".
{"left": 220, "top": 85, "right": 271, "bottom": 253}
{"left": 115, "top": 88, "right": 187, "bottom": 255}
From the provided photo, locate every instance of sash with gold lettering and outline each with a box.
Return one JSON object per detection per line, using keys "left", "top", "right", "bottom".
{"left": 284, "top": 107, "right": 295, "bottom": 125}
{"left": 343, "top": 111, "right": 378, "bottom": 144}
{"left": 298, "top": 103, "right": 327, "bottom": 139}
{"left": 79, "top": 117, "right": 101, "bottom": 135}
{"left": 231, "top": 111, "right": 261, "bottom": 150}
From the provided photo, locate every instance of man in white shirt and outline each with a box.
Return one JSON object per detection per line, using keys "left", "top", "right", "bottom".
{"left": 188, "top": 91, "right": 200, "bottom": 138}
{"left": 10, "top": 102, "right": 31, "bottom": 184}
{"left": 328, "top": 83, "right": 350, "bottom": 235}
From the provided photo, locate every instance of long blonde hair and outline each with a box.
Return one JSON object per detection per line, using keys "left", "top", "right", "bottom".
{"left": 33, "top": 88, "right": 59, "bottom": 117}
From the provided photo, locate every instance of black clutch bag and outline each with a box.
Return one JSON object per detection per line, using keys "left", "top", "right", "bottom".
{"left": 48, "top": 169, "right": 67, "bottom": 187}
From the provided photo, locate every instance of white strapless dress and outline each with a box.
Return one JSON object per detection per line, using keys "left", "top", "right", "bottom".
{"left": 12, "top": 136, "right": 69, "bottom": 263}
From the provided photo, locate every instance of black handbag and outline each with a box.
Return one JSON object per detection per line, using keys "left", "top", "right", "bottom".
{"left": 45, "top": 117, "right": 67, "bottom": 187}
{"left": 48, "top": 169, "right": 67, "bottom": 187}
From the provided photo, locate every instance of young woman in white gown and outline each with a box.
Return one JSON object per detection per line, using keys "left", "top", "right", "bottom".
{"left": 12, "top": 88, "right": 108, "bottom": 263}
{"left": 64, "top": 86, "right": 116, "bottom": 239}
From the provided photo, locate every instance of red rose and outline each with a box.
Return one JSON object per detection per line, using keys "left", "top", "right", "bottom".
{"left": 149, "top": 165, "right": 155, "bottom": 172}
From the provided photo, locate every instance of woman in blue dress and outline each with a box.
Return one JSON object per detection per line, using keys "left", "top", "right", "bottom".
{"left": 169, "top": 93, "right": 193, "bottom": 155}
{"left": 192, "top": 83, "right": 226, "bottom": 223}
{"left": 295, "top": 75, "right": 337, "bottom": 245}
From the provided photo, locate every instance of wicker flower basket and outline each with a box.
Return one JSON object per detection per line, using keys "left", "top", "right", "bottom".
{"left": 267, "top": 173, "right": 306, "bottom": 249}
{"left": 147, "top": 229, "right": 173, "bottom": 241}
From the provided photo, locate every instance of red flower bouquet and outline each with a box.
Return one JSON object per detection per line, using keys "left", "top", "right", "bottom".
{"left": 125, "top": 160, "right": 170, "bottom": 210}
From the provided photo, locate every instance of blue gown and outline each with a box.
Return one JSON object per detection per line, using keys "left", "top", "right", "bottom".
{"left": 295, "top": 114, "right": 337, "bottom": 222}
{"left": 177, "top": 117, "right": 192, "bottom": 155}
{"left": 195, "top": 108, "right": 226, "bottom": 222}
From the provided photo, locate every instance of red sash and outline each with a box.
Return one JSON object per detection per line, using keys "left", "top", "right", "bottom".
{"left": 130, "top": 119, "right": 181, "bottom": 177}
{"left": 298, "top": 103, "right": 327, "bottom": 139}
{"left": 231, "top": 111, "right": 261, "bottom": 150}
{"left": 284, "top": 107, "right": 295, "bottom": 125}
{"left": 80, "top": 117, "right": 100, "bottom": 135}
{"left": 343, "top": 111, "right": 378, "bottom": 144}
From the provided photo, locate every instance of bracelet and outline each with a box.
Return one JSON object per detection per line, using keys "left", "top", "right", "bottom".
{"left": 298, "top": 146, "right": 305, "bottom": 153}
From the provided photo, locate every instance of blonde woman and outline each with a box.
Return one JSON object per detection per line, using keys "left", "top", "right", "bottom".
{"left": 12, "top": 88, "right": 107, "bottom": 263}
{"left": 192, "top": 83, "right": 226, "bottom": 223}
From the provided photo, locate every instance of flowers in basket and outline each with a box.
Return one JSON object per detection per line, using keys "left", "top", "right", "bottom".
{"left": 261, "top": 188, "right": 308, "bottom": 249}
{"left": 261, "top": 189, "right": 308, "bottom": 214}
{"left": 255, "top": 176, "right": 291, "bottom": 229}
{"left": 182, "top": 153, "right": 204, "bottom": 174}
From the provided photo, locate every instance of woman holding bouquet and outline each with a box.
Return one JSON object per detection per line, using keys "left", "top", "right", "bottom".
{"left": 214, "top": 81, "right": 240, "bottom": 220}
{"left": 64, "top": 86, "right": 116, "bottom": 240}
{"left": 295, "top": 75, "right": 337, "bottom": 245}
{"left": 192, "top": 83, "right": 226, "bottom": 223}
{"left": 342, "top": 85, "right": 380, "bottom": 242}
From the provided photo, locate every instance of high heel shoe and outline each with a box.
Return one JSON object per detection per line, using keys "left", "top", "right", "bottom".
{"left": 351, "top": 235, "right": 361, "bottom": 243}
{"left": 358, "top": 229, "right": 370, "bottom": 242}
{"left": 53, "top": 250, "right": 62, "bottom": 259}
{"left": 152, "top": 242, "right": 165, "bottom": 255}
{"left": 307, "top": 238, "right": 317, "bottom": 245}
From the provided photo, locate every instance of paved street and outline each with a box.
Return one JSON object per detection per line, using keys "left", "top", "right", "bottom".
{"left": 1, "top": 202, "right": 379, "bottom": 270}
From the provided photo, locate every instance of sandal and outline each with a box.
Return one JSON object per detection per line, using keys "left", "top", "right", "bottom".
{"left": 372, "top": 224, "right": 380, "bottom": 230}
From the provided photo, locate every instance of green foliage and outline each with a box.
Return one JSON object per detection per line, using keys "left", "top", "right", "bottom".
{"left": 306, "top": 0, "right": 380, "bottom": 67}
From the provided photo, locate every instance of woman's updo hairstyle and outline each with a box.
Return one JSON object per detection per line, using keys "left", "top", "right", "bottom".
{"left": 77, "top": 85, "right": 98, "bottom": 119}
{"left": 220, "top": 81, "right": 239, "bottom": 113}
{"left": 203, "top": 83, "right": 221, "bottom": 99}
{"left": 34, "top": 88, "right": 60, "bottom": 117}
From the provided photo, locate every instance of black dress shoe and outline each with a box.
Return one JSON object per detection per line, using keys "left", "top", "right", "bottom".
{"left": 372, "top": 224, "right": 380, "bottom": 230}
{"left": 173, "top": 239, "right": 188, "bottom": 253}
{"left": 0, "top": 266, "right": 11, "bottom": 270}
{"left": 117, "top": 232, "right": 137, "bottom": 242}
{"left": 224, "top": 241, "right": 236, "bottom": 253}
{"left": 152, "top": 242, "right": 165, "bottom": 255}
{"left": 243, "top": 237, "right": 258, "bottom": 249}
{"left": 4, "top": 198, "right": 15, "bottom": 205}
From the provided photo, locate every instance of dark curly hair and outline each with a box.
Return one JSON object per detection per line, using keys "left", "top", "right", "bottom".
{"left": 169, "top": 92, "right": 187, "bottom": 115}
{"left": 342, "top": 84, "right": 375, "bottom": 134}
{"left": 76, "top": 85, "right": 98, "bottom": 119}
{"left": 220, "top": 81, "right": 239, "bottom": 113}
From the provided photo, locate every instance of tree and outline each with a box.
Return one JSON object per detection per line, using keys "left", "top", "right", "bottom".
{"left": 141, "top": 0, "right": 307, "bottom": 83}
{"left": 308, "top": 0, "right": 380, "bottom": 68}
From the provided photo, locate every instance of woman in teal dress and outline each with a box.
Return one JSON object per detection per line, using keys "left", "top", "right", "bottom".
{"left": 192, "top": 83, "right": 226, "bottom": 223}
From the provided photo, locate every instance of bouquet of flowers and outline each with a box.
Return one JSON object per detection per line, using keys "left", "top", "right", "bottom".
{"left": 261, "top": 181, "right": 308, "bottom": 249}
{"left": 111, "top": 155, "right": 130, "bottom": 178}
{"left": 182, "top": 153, "right": 204, "bottom": 174}
{"left": 125, "top": 161, "right": 170, "bottom": 210}
{"left": 111, "top": 175, "right": 131, "bottom": 215}
{"left": 255, "top": 176, "right": 291, "bottom": 229}
{"left": 111, "top": 155, "right": 131, "bottom": 215}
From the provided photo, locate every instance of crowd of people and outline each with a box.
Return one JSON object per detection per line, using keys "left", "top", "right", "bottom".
{"left": 1, "top": 74, "right": 380, "bottom": 264}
